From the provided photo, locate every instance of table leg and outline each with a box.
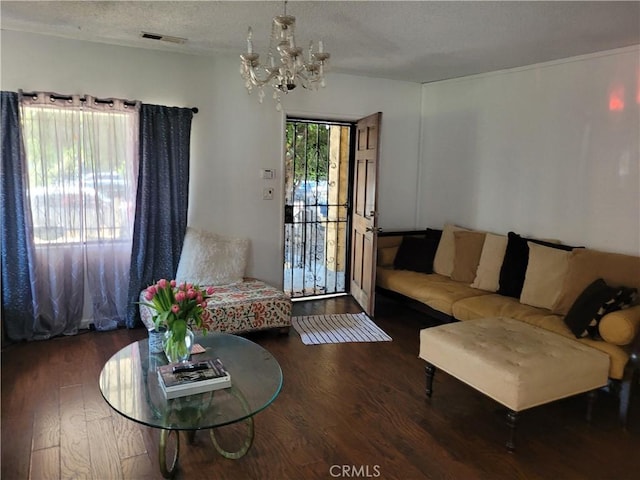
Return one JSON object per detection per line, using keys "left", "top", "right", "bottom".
{"left": 210, "top": 416, "right": 255, "bottom": 459}
{"left": 159, "top": 429, "right": 180, "bottom": 478}
{"left": 209, "top": 385, "right": 255, "bottom": 459}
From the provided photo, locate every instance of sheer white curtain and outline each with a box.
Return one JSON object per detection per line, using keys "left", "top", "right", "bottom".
{"left": 19, "top": 92, "right": 139, "bottom": 335}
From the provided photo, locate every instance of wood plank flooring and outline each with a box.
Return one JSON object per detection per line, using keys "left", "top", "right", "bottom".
{"left": 2, "top": 295, "right": 639, "bottom": 479}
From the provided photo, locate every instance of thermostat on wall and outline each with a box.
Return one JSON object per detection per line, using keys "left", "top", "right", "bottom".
{"left": 261, "top": 169, "right": 275, "bottom": 180}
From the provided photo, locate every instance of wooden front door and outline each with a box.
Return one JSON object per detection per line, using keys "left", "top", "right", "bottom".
{"left": 350, "top": 112, "right": 381, "bottom": 316}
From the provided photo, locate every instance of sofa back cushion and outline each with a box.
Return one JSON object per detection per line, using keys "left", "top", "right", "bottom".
{"left": 553, "top": 248, "right": 640, "bottom": 315}
{"left": 519, "top": 242, "right": 571, "bottom": 310}
{"left": 433, "top": 224, "right": 469, "bottom": 277}
{"left": 394, "top": 236, "right": 439, "bottom": 273}
{"left": 498, "top": 232, "right": 576, "bottom": 299}
{"left": 451, "top": 230, "right": 486, "bottom": 283}
{"left": 471, "top": 233, "right": 508, "bottom": 292}
{"left": 378, "top": 246, "right": 399, "bottom": 268}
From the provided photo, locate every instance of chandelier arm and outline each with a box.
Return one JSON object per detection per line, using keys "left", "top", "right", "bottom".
{"left": 244, "top": 65, "right": 280, "bottom": 87}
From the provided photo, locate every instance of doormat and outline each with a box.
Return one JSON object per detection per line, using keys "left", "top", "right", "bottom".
{"left": 291, "top": 312, "right": 392, "bottom": 345}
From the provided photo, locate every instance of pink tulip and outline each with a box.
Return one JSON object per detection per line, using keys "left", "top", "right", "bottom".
{"left": 171, "top": 304, "right": 180, "bottom": 314}
{"left": 147, "top": 285, "right": 157, "bottom": 295}
{"left": 200, "top": 301, "right": 207, "bottom": 308}
{"left": 157, "top": 279, "right": 168, "bottom": 289}
{"left": 206, "top": 287, "right": 215, "bottom": 295}
{"left": 187, "top": 289, "right": 197, "bottom": 299}
{"left": 175, "top": 291, "right": 186, "bottom": 302}
{"left": 144, "top": 290, "right": 154, "bottom": 301}
{"left": 170, "top": 280, "right": 177, "bottom": 287}
{"left": 196, "top": 294, "right": 203, "bottom": 304}
{"left": 186, "top": 283, "right": 193, "bottom": 290}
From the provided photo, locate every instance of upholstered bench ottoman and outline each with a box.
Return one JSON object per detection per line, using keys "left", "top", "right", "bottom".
{"left": 419, "top": 317, "right": 610, "bottom": 451}
{"left": 140, "top": 279, "right": 292, "bottom": 335}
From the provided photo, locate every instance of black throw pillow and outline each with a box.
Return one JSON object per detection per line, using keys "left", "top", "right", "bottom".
{"left": 393, "top": 236, "right": 438, "bottom": 273}
{"left": 563, "top": 279, "right": 618, "bottom": 338}
{"left": 425, "top": 228, "right": 443, "bottom": 241}
{"left": 497, "top": 232, "right": 580, "bottom": 298}
{"left": 497, "top": 232, "right": 530, "bottom": 298}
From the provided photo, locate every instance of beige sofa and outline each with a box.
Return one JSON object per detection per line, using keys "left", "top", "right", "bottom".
{"left": 377, "top": 225, "right": 640, "bottom": 422}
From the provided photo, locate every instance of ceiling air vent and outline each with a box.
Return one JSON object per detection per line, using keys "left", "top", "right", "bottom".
{"left": 141, "top": 32, "right": 187, "bottom": 44}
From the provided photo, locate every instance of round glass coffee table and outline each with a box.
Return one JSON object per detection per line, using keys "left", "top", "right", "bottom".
{"left": 99, "top": 332, "right": 282, "bottom": 478}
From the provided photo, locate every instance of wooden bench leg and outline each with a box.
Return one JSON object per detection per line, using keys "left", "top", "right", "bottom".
{"left": 586, "top": 389, "right": 598, "bottom": 423}
{"left": 506, "top": 410, "right": 518, "bottom": 452}
{"left": 619, "top": 358, "right": 639, "bottom": 428}
{"left": 425, "top": 363, "right": 436, "bottom": 398}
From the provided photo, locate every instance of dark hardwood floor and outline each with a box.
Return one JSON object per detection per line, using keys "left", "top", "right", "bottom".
{"left": 2, "top": 295, "right": 639, "bottom": 479}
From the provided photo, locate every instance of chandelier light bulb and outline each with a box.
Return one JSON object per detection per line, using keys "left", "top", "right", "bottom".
{"left": 247, "top": 27, "right": 253, "bottom": 54}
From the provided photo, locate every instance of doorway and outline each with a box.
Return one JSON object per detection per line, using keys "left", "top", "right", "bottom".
{"left": 283, "top": 118, "right": 353, "bottom": 299}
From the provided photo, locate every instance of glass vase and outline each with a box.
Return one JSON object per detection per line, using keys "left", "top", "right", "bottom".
{"left": 163, "top": 327, "right": 195, "bottom": 363}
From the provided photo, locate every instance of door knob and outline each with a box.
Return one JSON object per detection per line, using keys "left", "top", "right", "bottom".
{"left": 366, "top": 227, "right": 382, "bottom": 233}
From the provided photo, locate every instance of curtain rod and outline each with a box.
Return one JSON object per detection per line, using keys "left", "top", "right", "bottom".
{"left": 19, "top": 91, "right": 198, "bottom": 114}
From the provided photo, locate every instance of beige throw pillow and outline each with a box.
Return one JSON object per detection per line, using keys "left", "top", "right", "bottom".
{"left": 377, "top": 246, "right": 399, "bottom": 268}
{"left": 471, "top": 233, "right": 508, "bottom": 292}
{"left": 433, "top": 224, "right": 469, "bottom": 277}
{"left": 451, "top": 231, "right": 486, "bottom": 283}
{"left": 519, "top": 242, "right": 571, "bottom": 310}
{"left": 175, "top": 227, "right": 249, "bottom": 285}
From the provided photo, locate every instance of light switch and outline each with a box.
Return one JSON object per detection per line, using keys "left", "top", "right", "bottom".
{"left": 261, "top": 169, "right": 275, "bottom": 180}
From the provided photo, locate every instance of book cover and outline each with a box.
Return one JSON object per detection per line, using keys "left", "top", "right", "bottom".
{"left": 157, "top": 358, "right": 231, "bottom": 398}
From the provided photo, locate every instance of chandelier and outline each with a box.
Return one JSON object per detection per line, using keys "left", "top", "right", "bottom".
{"left": 240, "top": 0, "right": 330, "bottom": 110}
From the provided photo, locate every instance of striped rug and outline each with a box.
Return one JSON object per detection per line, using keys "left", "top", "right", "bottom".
{"left": 291, "top": 312, "right": 392, "bottom": 345}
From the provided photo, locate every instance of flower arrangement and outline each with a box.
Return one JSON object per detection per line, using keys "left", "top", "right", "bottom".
{"left": 141, "top": 279, "right": 215, "bottom": 362}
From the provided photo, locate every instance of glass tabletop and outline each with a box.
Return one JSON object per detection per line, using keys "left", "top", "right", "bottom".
{"left": 99, "top": 333, "right": 283, "bottom": 431}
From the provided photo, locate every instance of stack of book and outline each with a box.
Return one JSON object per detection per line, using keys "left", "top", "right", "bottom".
{"left": 157, "top": 358, "right": 231, "bottom": 399}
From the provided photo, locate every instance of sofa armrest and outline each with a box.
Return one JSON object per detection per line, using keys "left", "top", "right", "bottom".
{"left": 599, "top": 305, "right": 640, "bottom": 346}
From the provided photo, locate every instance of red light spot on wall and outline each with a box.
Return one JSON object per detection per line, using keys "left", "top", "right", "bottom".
{"left": 609, "top": 88, "right": 624, "bottom": 112}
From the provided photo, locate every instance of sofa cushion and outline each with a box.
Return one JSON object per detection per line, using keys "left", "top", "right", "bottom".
{"left": 425, "top": 228, "right": 444, "bottom": 241}
{"left": 378, "top": 246, "right": 399, "bottom": 268}
{"left": 563, "top": 279, "right": 618, "bottom": 338}
{"left": 451, "top": 231, "right": 486, "bottom": 283}
{"left": 394, "top": 236, "right": 438, "bottom": 273}
{"left": 599, "top": 305, "right": 640, "bottom": 346}
{"left": 380, "top": 270, "right": 491, "bottom": 316}
{"left": 552, "top": 248, "right": 640, "bottom": 315}
{"left": 433, "top": 224, "right": 469, "bottom": 277}
{"left": 452, "top": 294, "right": 571, "bottom": 336}
{"left": 497, "top": 232, "right": 531, "bottom": 298}
{"left": 471, "top": 233, "right": 508, "bottom": 292}
{"left": 497, "top": 232, "right": 576, "bottom": 299}
{"left": 519, "top": 242, "right": 571, "bottom": 310}
{"left": 377, "top": 236, "right": 403, "bottom": 249}
{"left": 175, "top": 227, "right": 249, "bottom": 286}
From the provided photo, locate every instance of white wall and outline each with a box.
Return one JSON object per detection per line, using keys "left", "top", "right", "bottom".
{"left": 188, "top": 55, "right": 422, "bottom": 286}
{"left": 1, "top": 30, "right": 422, "bottom": 290}
{"left": 419, "top": 46, "right": 640, "bottom": 255}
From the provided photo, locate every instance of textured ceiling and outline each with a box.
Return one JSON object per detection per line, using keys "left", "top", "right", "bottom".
{"left": 2, "top": 1, "right": 639, "bottom": 83}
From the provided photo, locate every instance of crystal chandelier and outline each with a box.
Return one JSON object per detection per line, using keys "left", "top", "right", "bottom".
{"left": 240, "top": 0, "right": 330, "bottom": 110}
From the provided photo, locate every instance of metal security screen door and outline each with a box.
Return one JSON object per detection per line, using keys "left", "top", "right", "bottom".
{"left": 284, "top": 119, "right": 353, "bottom": 298}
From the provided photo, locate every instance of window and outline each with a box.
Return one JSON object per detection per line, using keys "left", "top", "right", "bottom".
{"left": 21, "top": 104, "right": 138, "bottom": 245}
